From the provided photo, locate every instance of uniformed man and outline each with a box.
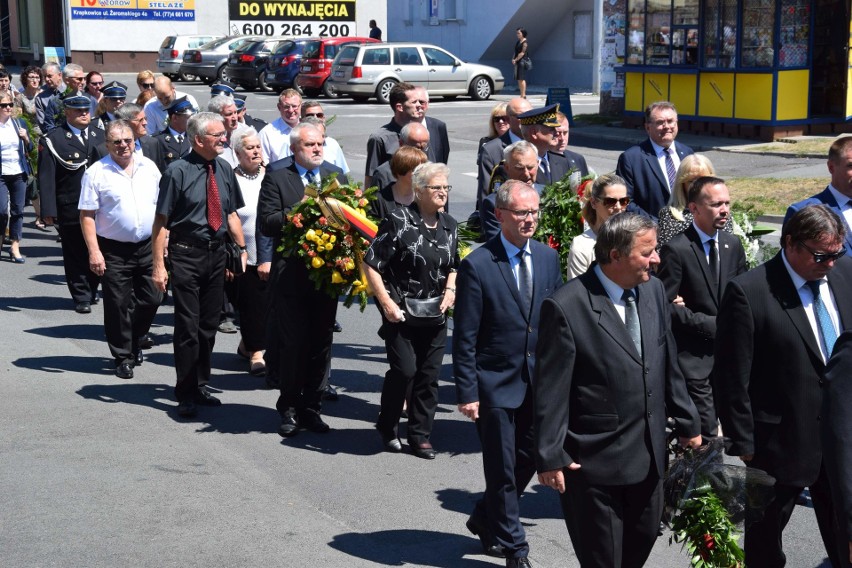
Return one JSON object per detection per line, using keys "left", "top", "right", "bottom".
{"left": 38, "top": 94, "right": 105, "bottom": 312}
{"left": 234, "top": 94, "right": 267, "bottom": 132}
{"left": 94, "top": 81, "right": 127, "bottom": 128}
{"left": 210, "top": 81, "right": 236, "bottom": 98}
{"left": 154, "top": 96, "right": 194, "bottom": 169}
{"left": 79, "top": 120, "right": 163, "bottom": 379}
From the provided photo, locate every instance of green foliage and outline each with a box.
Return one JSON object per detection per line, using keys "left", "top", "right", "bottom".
{"left": 669, "top": 485, "right": 745, "bottom": 567}
{"left": 534, "top": 171, "right": 587, "bottom": 275}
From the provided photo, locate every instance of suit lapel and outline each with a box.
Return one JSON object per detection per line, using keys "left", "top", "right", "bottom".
{"left": 819, "top": 186, "right": 852, "bottom": 251}
{"left": 490, "top": 240, "right": 529, "bottom": 322}
{"left": 584, "top": 272, "right": 642, "bottom": 364}
{"left": 718, "top": 232, "right": 740, "bottom": 289}
{"left": 642, "top": 141, "right": 669, "bottom": 199}
{"left": 685, "top": 226, "right": 719, "bottom": 305}
{"left": 767, "top": 256, "right": 823, "bottom": 362}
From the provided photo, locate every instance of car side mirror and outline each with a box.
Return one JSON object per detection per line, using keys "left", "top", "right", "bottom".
{"left": 454, "top": 60, "right": 461, "bottom": 67}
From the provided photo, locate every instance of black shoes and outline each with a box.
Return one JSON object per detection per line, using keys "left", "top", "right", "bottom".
{"left": 333, "top": 320, "right": 343, "bottom": 332}
{"left": 75, "top": 302, "right": 91, "bottom": 314}
{"left": 139, "top": 334, "right": 155, "bottom": 349}
{"left": 279, "top": 416, "right": 299, "bottom": 437}
{"left": 466, "top": 515, "right": 505, "bottom": 558}
{"left": 133, "top": 349, "right": 144, "bottom": 366}
{"left": 323, "top": 384, "right": 339, "bottom": 401}
{"left": 115, "top": 362, "right": 134, "bottom": 379}
{"left": 377, "top": 428, "right": 402, "bottom": 453}
{"left": 410, "top": 441, "right": 436, "bottom": 460}
{"left": 506, "top": 558, "right": 531, "bottom": 568}
{"left": 177, "top": 400, "right": 197, "bottom": 417}
{"left": 194, "top": 386, "right": 222, "bottom": 406}
{"left": 300, "top": 413, "right": 330, "bottom": 433}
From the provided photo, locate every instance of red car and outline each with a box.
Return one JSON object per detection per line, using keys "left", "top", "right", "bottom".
{"left": 295, "top": 36, "right": 379, "bottom": 98}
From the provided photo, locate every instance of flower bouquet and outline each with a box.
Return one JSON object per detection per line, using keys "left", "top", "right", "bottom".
{"left": 279, "top": 174, "right": 378, "bottom": 310}
{"left": 731, "top": 211, "right": 778, "bottom": 269}
{"left": 535, "top": 170, "right": 593, "bottom": 275}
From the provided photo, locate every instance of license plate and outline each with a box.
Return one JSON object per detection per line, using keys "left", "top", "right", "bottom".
{"left": 158, "top": 62, "right": 166, "bottom": 68}
{"left": 334, "top": 70, "right": 344, "bottom": 78}
{"left": 302, "top": 65, "right": 312, "bottom": 72}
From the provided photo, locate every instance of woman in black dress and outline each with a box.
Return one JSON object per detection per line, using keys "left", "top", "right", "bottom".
{"left": 512, "top": 28, "right": 529, "bottom": 99}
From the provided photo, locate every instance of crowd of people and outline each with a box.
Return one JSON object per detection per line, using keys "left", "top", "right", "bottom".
{"left": 4, "top": 59, "right": 852, "bottom": 568}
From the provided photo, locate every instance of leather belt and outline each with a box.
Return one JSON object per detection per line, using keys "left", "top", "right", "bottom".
{"left": 170, "top": 237, "right": 223, "bottom": 251}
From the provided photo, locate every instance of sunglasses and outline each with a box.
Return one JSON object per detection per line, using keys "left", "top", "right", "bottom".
{"left": 89, "top": 81, "right": 104, "bottom": 86}
{"left": 598, "top": 196, "right": 631, "bottom": 208}
{"left": 0, "top": 103, "right": 13, "bottom": 109}
{"left": 109, "top": 138, "right": 134, "bottom": 147}
{"left": 140, "top": 83, "right": 154, "bottom": 89}
{"left": 798, "top": 241, "right": 847, "bottom": 263}
{"left": 303, "top": 112, "right": 325, "bottom": 119}
{"left": 492, "top": 115, "right": 508, "bottom": 123}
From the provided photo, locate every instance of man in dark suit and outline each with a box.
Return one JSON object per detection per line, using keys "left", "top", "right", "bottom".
{"left": 476, "top": 97, "right": 531, "bottom": 210}
{"left": 454, "top": 180, "right": 562, "bottom": 567}
{"left": 555, "top": 111, "right": 590, "bottom": 177}
{"left": 154, "top": 96, "right": 194, "bottom": 170}
{"left": 616, "top": 101, "right": 694, "bottom": 220}
{"left": 258, "top": 123, "right": 348, "bottom": 437}
{"left": 785, "top": 136, "right": 852, "bottom": 253}
{"left": 38, "top": 94, "right": 105, "bottom": 312}
{"left": 363, "top": 82, "right": 449, "bottom": 188}
{"left": 714, "top": 204, "right": 852, "bottom": 568}
{"left": 479, "top": 141, "right": 541, "bottom": 243}
{"left": 657, "top": 176, "right": 747, "bottom": 438}
{"left": 518, "top": 104, "right": 571, "bottom": 187}
{"left": 821, "top": 330, "right": 852, "bottom": 568}
{"left": 535, "top": 213, "right": 701, "bottom": 568}
{"left": 113, "top": 103, "right": 165, "bottom": 172}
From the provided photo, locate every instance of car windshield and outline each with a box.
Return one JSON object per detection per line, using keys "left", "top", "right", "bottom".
{"left": 200, "top": 36, "right": 234, "bottom": 50}
{"left": 160, "top": 37, "right": 176, "bottom": 49}
{"left": 334, "top": 45, "right": 360, "bottom": 66}
{"left": 303, "top": 41, "right": 322, "bottom": 59}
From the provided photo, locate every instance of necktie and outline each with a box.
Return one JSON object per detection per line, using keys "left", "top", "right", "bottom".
{"left": 806, "top": 280, "right": 837, "bottom": 358}
{"left": 622, "top": 289, "right": 642, "bottom": 357}
{"left": 516, "top": 249, "right": 532, "bottom": 316}
{"left": 206, "top": 162, "right": 223, "bottom": 232}
{"left": 176, "top": 134, "right": 184, "bottom": 144}
{"left": 664, "top": 146, "right": 677, "bottom": 191}
{"left": 78, "top": 129, "right": 87, "bottom": 145}
{"left": 313, "top": 171, "right": 322, "bottom": 187}
{"left": 539, "top": 158, "right": 550, "bottom": 183}
{"left": 707, "top": 238, "right": 719, "bottom": 294}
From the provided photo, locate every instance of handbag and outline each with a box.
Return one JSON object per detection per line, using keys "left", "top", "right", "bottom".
{"left": 402, "top": 296, "right": 446, "bottom": 327}
{"left": 521, "top": 56, "right": 533, "bottom": 71}
{"left": 224, "top": 240, "right": 244, "bottom": 276}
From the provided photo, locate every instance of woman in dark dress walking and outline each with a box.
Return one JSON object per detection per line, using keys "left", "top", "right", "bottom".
{"left": 512, "top": 28, "right": 529, "bottom": 99}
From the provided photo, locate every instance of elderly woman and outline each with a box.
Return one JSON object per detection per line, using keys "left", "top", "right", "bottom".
{"left": 364, "top": 162, "right": 459, "bottom": 459}
{"left": 232, "top": 126, "right": 272, "bottom": 376}
{"left": 657, "top": 154, "right": 732, "bottom": 248}
{"left": 15, "top": 66, "right": 42, "bottom": 129}
{"left": 566, "top": 174, "right": 629, "bottom": 279}
{"left": 0, "top": 91, "right": 32, "bottom": 262}
{"left": 370, "top": 146, "right": 428, "bottom": 221}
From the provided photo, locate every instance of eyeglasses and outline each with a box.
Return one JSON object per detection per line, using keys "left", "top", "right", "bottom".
{"left": 204, "top": 131, "right": 227, "bottom": 138}
{"left": 26, "top": 76, "right": 41, "bottom": 81}
{"left": 0, "top": 103, "right": 13, "bottom": 109}
{"left": 492, "top": 115, "right": 508, "bottom": 123}
{"left": 303, "top": 112, "right": 325, "bottom": 119}
{"left": 70, "top": 76, "right": 86, "bottom": 81}
{"left": 797, "top": 241, "right": 847, "bottom": 263}
{"left": 425, "top": 185, "right": 452, "bottom": 192}
{"left": 140, "top": 83, "right": 154, "bottom": 89}
{"left": 499, "top": 208, "right": 540, "bottom": 219}
{"left": 89, "top": 81, "right": 104, "bottom": 86}
{"left": 109, "top": 138, "right": 134, "bottom": 147}
{"left": 598, "top": 196, "right": 631, "bottom": 208}
{"left": 280, "top": 104, "right": 299, "bottom": 110}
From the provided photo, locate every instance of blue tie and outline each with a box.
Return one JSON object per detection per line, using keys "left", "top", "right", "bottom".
{"left": 806, "top": 280, "right": 837, "bottom": 357}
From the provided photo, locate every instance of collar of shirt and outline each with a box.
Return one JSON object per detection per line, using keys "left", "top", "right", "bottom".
{"left": 649, "top": 138, "right": 676, "bottom": 157}
{"left": 508, "top": 130, "right": 523, "bottom": 144}
{"left": 135, "top": 139, "right": 142, "bottom": 152}
{"left": 67, "top": 123, "right": 83, "bottom": 137}
{"left": 827, "top": 184, "right": 852, "bottom": 210}
{"left": 501, "top": 233, "right": 531, "bottom": 284}
{"left": 273, "top": 117, "right": 293, "bottom": 134}
{"left": 101, "top": 153, "right": 139, "bottom": 176}
{"left": 168, "top": 127, "right": 185, "bottom": 138}
{"left": 594, "top": 264, "right": 632, "bottom": 306}
{"left": 294, "top": 162, "right": 317, "bottom": 180}
{"left": 692, "top": 221, "right": 719, "bottom": 252}
{"left": 781, "top": 249, "right": 812, "bottom": 291}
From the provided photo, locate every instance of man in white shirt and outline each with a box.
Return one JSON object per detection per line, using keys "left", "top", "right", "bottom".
{"left": 258, "top": 88, "right": 302, "bottom": 163}
{"left": 79, "top": 120, "right": 163, "bottom": 379}
{"left": 144, "top": 76, "right": 200, "bottom": 135}
{"left": 208, "top": 94, "right": 241, "bottom": 167}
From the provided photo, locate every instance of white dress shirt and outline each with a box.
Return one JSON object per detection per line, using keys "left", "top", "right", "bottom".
{"left": 143, "top": 90, "right": 200, "bottom": 135}
{"left": 827, "top": 184, "right": 852, "bottom": 235}
{"left": 594, "top": 264, "right": 631, "bottom": 324}
{"left": 649, "top": 139, "right": 681, "bottom": 191}
{"left": 258, "top": 117, "right": 293, "bottom": 163}
{"left": 781, "top": 251, "right": 841, "bottom": 362}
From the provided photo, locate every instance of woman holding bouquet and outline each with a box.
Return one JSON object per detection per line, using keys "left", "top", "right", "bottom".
{"left": 364, "top": 162, "right": 460, "bottom": 459}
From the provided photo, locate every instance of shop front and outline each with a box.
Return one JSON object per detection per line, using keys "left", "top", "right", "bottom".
{"left": 619, "top": 0, "right": 851, "bottom": 140}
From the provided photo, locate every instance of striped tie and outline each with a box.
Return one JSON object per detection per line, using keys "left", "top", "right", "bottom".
{"left": 665, "top": 146, "right": 677, "bottom": 191}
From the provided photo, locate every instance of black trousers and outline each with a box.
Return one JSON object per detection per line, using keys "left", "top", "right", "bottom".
{"left": 560, "top": 468, "right": 663, "bottom": 568}
{"left": 272, "top": 285, "right": 337, "bottom": 420}
{"left": 376, "top": 319, "right": 447, "bottom": 445}
{"left": 237, "top": 265, "right": 269, "bottom": 352}
{"left": 471, "top": 385, "right": 536, "bottom": 559}
{"left": 58, "top": 223, "right": 100, "bottom": 304}
{"left": 745, "top": 463, "right": 845, "bottom": 568}
{"left": 685, "top": 373, "right": 718, "bottom": 438}
{"left": 0, "top": 173, "right": 27, "bottom": 242}
{"left": 168, "top": 243, "right": 226, "bottom": 403}
{"left": 99, "top": 237, "right": 161, "bottom": 364}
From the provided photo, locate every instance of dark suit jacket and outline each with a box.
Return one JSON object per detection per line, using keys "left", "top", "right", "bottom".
{"left": 365, "top": 117, "right": 450, "bottom": 178}
{"left": 714, "top": 254, "right": 852, "bottom": 486}
{"left": 454, "top": 237, "right": 563, "bottom": 409}
{"left": 616, "top": 139, "right": 694, "bottom": 220}
{"left": 38, "top": 122, "right": 105, "bottom": 224}
{"left": 153, "top": 129, "right": 191, "bottom": 170}
{"left": 657, "top": 225, "right": 747, "bottom": 378}
{"left": 562, "top": 148, "right": 590, "bottom": 178}
{"left": 821, "top": 330, "right": 852, "bottom": 538}
{"left": 539, "top": 150, "right": 571, "bottom": 186}
{"left": 476, "top": 131, "right": 513, "bottom": 208}
{"left": 785, "top": 187, "right": 852, "bottom": 252}
{"left": 534, "top": 271, "right": 699, "bottom": 485}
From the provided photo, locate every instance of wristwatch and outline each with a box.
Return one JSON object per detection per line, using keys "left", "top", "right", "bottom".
{"left": 238, "top": 245, "right": 247, "bottom": 252}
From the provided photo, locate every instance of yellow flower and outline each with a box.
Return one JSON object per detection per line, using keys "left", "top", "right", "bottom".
{"left": 321, "top": 233, "right": 331, "bottom": 241}
{"left": 331, "top": 271, "right": 345, "bottom": 284}
{"left": 329, "top": 235, "right": 337, "bottom": 244}
{"left": 344, "top": 260, "right": 355, "bottom": 271}
{"left": 325, "top": 243, "right": 334, "bottom": 252}
{"left": 306, "top": 229, "right": 316, "bottom": 240}
{"left": 311, "top": 257, "right": 324, "bottom": 269}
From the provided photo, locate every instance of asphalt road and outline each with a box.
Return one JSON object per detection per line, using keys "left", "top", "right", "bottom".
{"left": 0, "top": 80, "right": 833, "bottom": 567}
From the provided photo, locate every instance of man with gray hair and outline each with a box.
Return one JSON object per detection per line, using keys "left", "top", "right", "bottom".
{"left": 35, "top": 62, "right": 65, "bottom": 131}
{"left": 112, "top": 103, "right": 164, "bottom": 171}
{"left": 152, "top": 112, "right": 248, "bottom": 418}
{"left": 535, "top": 212, "right": 700, "bottom": 567}
{"left": 370, "top": 121, "right": 430, "bottom": 196}
{"left": 42, "top": 63, "right": 86, "bottom": 133}
{"left": 479, "top": 140, "right": 541, "bottom": 243}
{"left": 207, "top": 94, "right": 240, "bottom": 167}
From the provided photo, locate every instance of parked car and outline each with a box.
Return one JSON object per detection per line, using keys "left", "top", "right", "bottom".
{"left": 180, "top": 35, "right": 263, "bottom": 85}
{"left": 266, "top": 38, "right": 312, "bottom": 92}
{"left": 157, "top": 34, "right": 223, "bottom": 81}
{"left": 293, "top": 36, "right": 379, "bottom": 98}
{"left": 327, "top": 42, "right": 504, "bottom": 103}
{"left": 225, "top": 37, "right": 289, "bottom": 91}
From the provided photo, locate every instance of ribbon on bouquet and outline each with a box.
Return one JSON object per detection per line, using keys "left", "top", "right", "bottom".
{"left": 305, "top": 178, "right": 378, "bottom": 241}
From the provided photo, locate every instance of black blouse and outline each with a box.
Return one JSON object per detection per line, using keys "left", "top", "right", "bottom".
{"left": 364, "top": 202, "right": 459, "bottom": 301}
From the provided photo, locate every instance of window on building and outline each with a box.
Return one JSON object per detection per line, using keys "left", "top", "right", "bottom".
{"left": 627, "top": 0, "right": 696, "bottom": 66}
{"left": 703, "top": 0, "right": 738, "bottom": 67}
{"left": 574, "top": 12, "right": 593, "bottom": 59}
{"left": 17, "top": 0, "right": 30, "bottom": 48}
{"left": 741, "top": 0, "right": 776, "bottom": 67}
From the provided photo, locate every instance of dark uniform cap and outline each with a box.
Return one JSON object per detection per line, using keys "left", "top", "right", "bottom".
{"left": 517, "top": 103, "right": 561, "bottom": 128}
{"left": 101, "top": 81, "right": 128, "bottom": 99}
{"left": 232, "top": 93, "right": 247, "bottom": 110}
{"left": 62, "top": 95, "right": 91, "bottom": 109}
{"left": 167, "top": 96, "right": 196, "bottom": 116}
{"left": 210, "top": 82, "right": 236, "bottom": 97}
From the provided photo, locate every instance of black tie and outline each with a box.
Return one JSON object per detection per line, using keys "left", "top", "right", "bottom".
{"left": 707, "top": 238, "right": 719, "bottom": 294}
{"left": 622, "top": 289, "right": 642, "bottom": 358}
{"left": 516, "top": 249, "right": 532, "bottom": 316}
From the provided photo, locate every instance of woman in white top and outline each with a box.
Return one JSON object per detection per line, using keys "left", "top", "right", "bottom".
{"left": 232, "top": 126, "right": 271, "bottom": 376}
{"left": 566, "top": 173, "right": 629, "bottom": 279}
{"left": 0, "top": 91, "right": 31, "bottom": 262}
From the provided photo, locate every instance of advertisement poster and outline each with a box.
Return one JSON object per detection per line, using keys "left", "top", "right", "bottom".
{"left": 71, "top": 0, "right": 195, "bottom": 21}
{"left": 228, "top": 0, "right": 357, "bottom": 37}
{"left": 601, "top": 0, "right": 626, "bottom": 115}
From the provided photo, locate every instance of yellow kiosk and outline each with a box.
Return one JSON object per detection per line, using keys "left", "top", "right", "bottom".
{"left": 620, "top": 0, "right": 851, "bottom": 139}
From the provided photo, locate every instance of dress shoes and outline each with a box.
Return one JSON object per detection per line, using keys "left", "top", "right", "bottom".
{"left": 279, "top": 416, "right": 299, "bottom": 437}
{"left": 139, "top": 334, "right": 155, "bottom": 349}
{"left": 75, "top": 301, "right": 91, "bottom": 314}
{"left": 90, "top": 295, "right": 100, "bottom": 304}
{"left": 300, "top": 413, "right": 330, "bottom": 433}
{"left": 133, "top": 349, "right": 144, "bottom": 366}
{"left": 466, "top": 515, "right": 505, "bottom": 558}
{"left": 377, "top": 428, "right": 402, "bottom": 453}
{"left": 218, "top": 320, "right": 238, "bottom": 334}
{"left": 115, "top": 361, "right": 134, "bottom": 379}
{"left": 322, "top": 384, "right": 339, "bottom": 401}
{"left": 193, "top": 387, "right": 222, "bottom": 406}
{"left": 333, "top": 320, "right": 343, "bottom": 332}
{"left": 506, "top": 557, "right": 532, "bottom": 568}
{"left": 177, "top": 400, "right": 197, "bottom": 417}
{"left": 410, "top": 441, "right": 436, "bottom": 460}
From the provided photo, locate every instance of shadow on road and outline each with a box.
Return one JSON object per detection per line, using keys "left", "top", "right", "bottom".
{"left": 434, "top": 486, "right": 564, "bottom": 522}
{"left": 3, "top": 294, "right": 76, "bottom": 312}
{"left": 328, "top": 529, "right": 498, "bottom": 566}
{"left": 15, "top": 354, "right": 113, "bottom": 374}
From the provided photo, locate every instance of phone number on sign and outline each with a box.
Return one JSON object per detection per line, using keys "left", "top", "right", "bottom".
{"left": 229, "top": 21, "right": 353, "bottom": 37}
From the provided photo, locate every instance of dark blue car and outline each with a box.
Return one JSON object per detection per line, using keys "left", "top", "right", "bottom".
{"left": 267, "top": 39, "right": 312, "bottom": 92}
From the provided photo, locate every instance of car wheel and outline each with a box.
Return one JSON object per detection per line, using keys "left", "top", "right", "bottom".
{"left": 469, "top": 76, "right": 493, "bottom": 101}
{"left": 443, "top": 95, "right": 459, "bottom": 101}
{"left": 375, "top": 79, "right": 397, "bottom": 105}
{"left": 217, "top": 65, "right": 229, "bottom": 83}
{"left": 257, "top": 71, "right": 272, "bottom": 92}
{"left": 322, "top": 80, "right": 337, "bottom": 99}
{"left": 177, "top": 71, "right": 196, "bottom": 82}
{"left": 303, "top": 87, "right": 321, "bottom": 98}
